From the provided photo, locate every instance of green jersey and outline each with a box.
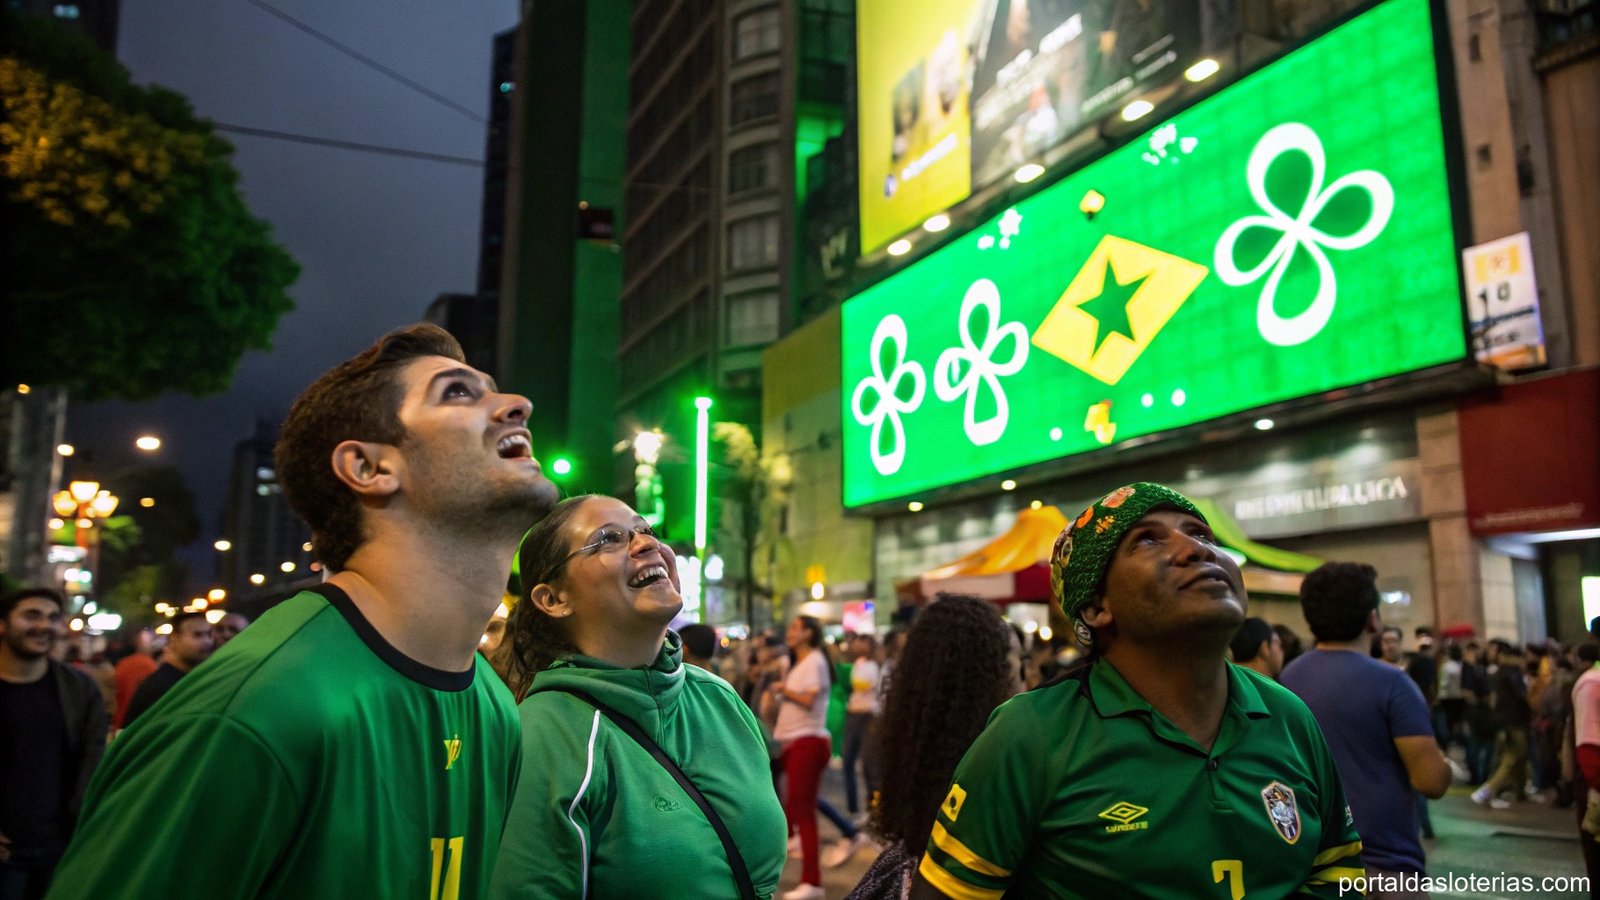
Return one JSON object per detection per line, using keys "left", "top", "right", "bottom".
{"left": 50, "top": 586, "right": 522, "bottom": 900}
{"left": 920, "top": 661, "right": 1364, "bottom": 899}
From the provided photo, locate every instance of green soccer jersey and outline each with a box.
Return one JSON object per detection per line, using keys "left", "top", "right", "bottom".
{"left": 920, "top": 661, "right": 1364, "bottom": 899}
{"left": 49, "top": 586, "right": 522, "bottom": 900}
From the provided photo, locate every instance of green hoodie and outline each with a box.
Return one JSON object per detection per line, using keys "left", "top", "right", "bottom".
{"left": 490, "top": 632, "right": 787, "bottom": 899}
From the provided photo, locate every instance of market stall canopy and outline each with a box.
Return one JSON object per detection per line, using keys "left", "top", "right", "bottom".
{"left": 898, "top": 499, "right": 1324, "bottom": 605}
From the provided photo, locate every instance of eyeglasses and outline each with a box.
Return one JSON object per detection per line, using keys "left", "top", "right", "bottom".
{"left": 542, "top": 524, "right": 660, "bottom": 580}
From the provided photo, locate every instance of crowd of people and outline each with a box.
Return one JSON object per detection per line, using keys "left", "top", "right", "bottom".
{"left": 5, "top": 324, "right": 1597, "bottom": 899}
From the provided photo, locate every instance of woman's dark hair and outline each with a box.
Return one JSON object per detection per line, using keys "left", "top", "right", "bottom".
{"left": 867, "top": 594, "right": 1015, "bottom": 855}
{"left": 502, "top": 495, "right": 597, "bottom": 699}
{"left": 791, "top": 615, "right": 835, "bottom": 687}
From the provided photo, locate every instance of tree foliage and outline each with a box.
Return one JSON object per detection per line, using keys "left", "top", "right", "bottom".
{"left": 1, "top": 11, "right": 298, "bottom": 400}
{"left": 713, "top": 422, "right": 793, "bottom": 624}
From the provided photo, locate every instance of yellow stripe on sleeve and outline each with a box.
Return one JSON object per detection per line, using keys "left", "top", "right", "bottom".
{"left": 1308, "top": 865, "right": 1367, "bottom": 885}
{"left": 930, "top": 821, "right": 1013, "bottom": 878}
{"left": 1312, "top": 839, "right": 1363, "bottom": 866}
{"left": 918, "top": 854, "right": 1006, "bottom": 900}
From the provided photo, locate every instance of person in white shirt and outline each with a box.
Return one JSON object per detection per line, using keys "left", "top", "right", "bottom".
{"left": 767, "top": 616, "right": 833, "bottom": 900}
{"left": 843, "top": 634, "right": 882, "bottom": 820}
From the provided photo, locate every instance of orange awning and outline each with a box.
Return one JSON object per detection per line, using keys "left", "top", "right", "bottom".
{"left": 899, "top": 506, "right": 1068, "bottom": 605}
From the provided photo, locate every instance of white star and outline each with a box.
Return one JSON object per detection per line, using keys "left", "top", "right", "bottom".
{"left": 998, "top": 208, "right": 1023, "bottom": 240}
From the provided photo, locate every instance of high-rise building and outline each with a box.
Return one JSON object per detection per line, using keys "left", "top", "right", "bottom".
{"left": 495, "top": 0, "right": 628, "bottom": 498}
{"left": 216, "top": 420, "right": 311, "bottom": 604}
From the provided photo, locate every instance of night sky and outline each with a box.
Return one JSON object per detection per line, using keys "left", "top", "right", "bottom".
{"left": 63, "top": 0, "right": 519, "bottom": 589}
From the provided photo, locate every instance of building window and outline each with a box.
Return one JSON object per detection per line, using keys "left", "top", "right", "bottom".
{"left": 726, "top": 292, "right": 779, "bottom": 347}
{"left": 733, "top": 8, "right": 782, "bottom": 59}
{"left": 728, "top": 143, "right": 778, "bottom": 195}
{"left": 727, "top": 215, "right": 779, "bottom": 270}
{"left": 730, "top": 73, "right": 781, "bottom": 127}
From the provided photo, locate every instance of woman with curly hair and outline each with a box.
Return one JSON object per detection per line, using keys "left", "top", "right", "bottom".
{"left": 490, "top": 495, "right": 786, "bottom": 899}
{"left": 846, "top": 594, "right": 1022, "bottom": 900}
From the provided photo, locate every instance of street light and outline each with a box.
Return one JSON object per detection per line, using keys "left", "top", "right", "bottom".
{"left": 50, "top": 481, "right": 118, "bottom": 601}
{"left": 135, "top": 435, "right": 161, "bottom": 451}
{"left": 214, "top": 539, "right": 233, "bottom": 552}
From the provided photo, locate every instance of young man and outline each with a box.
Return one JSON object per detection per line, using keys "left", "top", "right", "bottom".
{"left": 1229, "top": 617, "right": 1284, "bottom": 680}
{"left": 1281, "top": 563, "right": 1450, "bottom": 897}
{"left": 50, "top": 324, "right": 560, "bottom": 899}
{"left": 913, "top": 483, "right": 1363, "bottom": 899}
{"left": 211, "top": 612, "right": 250, "bottom": 648}
{"left": 0, "top": 588, "right": 106, "bottom": 898}
{"left": 118, "top": 611, "right": 214, "bottom": 729}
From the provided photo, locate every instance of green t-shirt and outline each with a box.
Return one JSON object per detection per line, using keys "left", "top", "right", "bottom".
{"left": 920, "top": 661, "right": 1364, "bottom": 899}
{"left": 50, "top": 586, "right": 521, "bottom": 900}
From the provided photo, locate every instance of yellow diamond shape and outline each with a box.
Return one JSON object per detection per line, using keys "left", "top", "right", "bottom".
{"left": 1032, "top": 236, "right": 1209, "bottom": 385}
{"left": 1098, "top": 801, "right": 1149, "bottom": 825}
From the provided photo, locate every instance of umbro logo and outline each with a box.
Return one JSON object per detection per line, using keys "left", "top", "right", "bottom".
{"left": 1098, "top": 801, "right": 1150, "bottom": 834}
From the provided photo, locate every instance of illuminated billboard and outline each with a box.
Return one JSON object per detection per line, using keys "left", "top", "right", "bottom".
{"left": 857, "top": 0, "right": 1224, "bottom": 254}
{"left": 841, "top": 0, "right": 1467, "bottom": 508}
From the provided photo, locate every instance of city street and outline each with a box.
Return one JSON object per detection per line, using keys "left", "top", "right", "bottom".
{"left": 782, "top": 766, "right": 1595, "bottom": 898}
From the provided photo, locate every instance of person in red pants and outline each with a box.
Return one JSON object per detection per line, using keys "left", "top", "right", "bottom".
{"left": 770, "top": 615, "right": 833, "bottom": 899}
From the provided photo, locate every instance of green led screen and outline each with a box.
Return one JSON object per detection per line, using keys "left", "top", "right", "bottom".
{"left": 841, "top": 0, "right": 1467, "bottom": 508}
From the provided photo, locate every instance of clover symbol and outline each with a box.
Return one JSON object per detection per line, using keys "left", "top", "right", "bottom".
{"left": 1214, "top": 123, "right": 1394, "bottom": 347}
{"left": 933, "top": 280, "right": 1029, "bottom": 446}
{"left": 851, "top": 315, "right": 927, "bottom": 476}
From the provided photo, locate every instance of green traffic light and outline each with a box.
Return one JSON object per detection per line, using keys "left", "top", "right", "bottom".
{"left": 551, "top": 457, "right": 573, "bottom": 477}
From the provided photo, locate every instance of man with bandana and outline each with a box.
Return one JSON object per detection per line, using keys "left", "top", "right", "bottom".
{"left": 911, "top": 483, "right": 1365, "bottom": 899}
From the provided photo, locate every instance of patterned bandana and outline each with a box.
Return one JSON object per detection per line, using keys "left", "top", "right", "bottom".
{"left": 1050, "top": 482, "right": 1206, "bottom": 620}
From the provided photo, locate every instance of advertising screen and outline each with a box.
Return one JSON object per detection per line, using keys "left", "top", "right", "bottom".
{"left": 857, "top": 0, "right": 1228, "bottom": 254}
{"left": 841, "top": 0, "right": 1467, "bottom": 508}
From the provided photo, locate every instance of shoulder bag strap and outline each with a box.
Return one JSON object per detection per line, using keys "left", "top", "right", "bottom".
{"left": 542, "top": 686, "right": 759, "bottom": 900}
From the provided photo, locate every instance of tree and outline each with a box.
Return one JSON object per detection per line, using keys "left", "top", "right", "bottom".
{"left": 1, "top": 11, "right": 298, "bottom": 400}
{"left": 712, "top": 422, "right": 793, "bottom": 627}
{"left": 94, "top": 464, "right": 199, "bottom": 609}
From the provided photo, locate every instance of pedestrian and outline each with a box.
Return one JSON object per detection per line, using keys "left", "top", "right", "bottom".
{"left": 1281, "top": 562, "right": 1450, "bottom": 897}
{"left": 0, "top": 587, "right": 107, "bottom": 899}
{"left": 845, "top": 595, "right": 1022, "bottom": 900}
{"left": 211, "top": 612, "right": 250, "bottom": 648}
{"left": 911, "top": 483, "right": 1364, "bottom": 898}
{"left": 108, "top": 628, "right": 158, "bottom": 729}
{"left": 768, "top": 615, "right": 835, "bottom": 899}
{"left": 842, "top": 633, "right": 881, "bottom": 821}
{"left": 117, "top": 610, "right": 214, "bottom": 729}
{"left": 1230, "top": 616, "right": 1284, "bottom": 680}
{"left": 490, "top": 495, "right": 786, "bottom": 899}
{"left": 1569, "top": 642, "right": 1600, "bottom": 883}
{"left": 50, "top": 323, "right": 555, "bottom": 898}
{"left": 1473, "top": 640, "right": 1531, "bottom": 809}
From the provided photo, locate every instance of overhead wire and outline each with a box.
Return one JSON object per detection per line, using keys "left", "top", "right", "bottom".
{"left": 238, "top": 0, "right": 486, "bottom": 124}
{"left": 211, "top": 122, "right": 483, "bottom": 166}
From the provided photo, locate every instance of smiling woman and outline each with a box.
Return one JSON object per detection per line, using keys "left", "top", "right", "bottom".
{"left": 490, "top": 495, "right": 787, "bottom": 900}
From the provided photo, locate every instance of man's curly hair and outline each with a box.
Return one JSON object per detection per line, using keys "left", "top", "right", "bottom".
{"left": 867, "top": 593, "right": 1016, "bottom": 855}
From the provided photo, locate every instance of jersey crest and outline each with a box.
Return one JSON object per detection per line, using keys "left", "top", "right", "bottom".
{"left": 1260, "top": 781, "right": 1300, "bottom": 844}
{"left": 443, "top": 735, "right": 462, "bottom": 771}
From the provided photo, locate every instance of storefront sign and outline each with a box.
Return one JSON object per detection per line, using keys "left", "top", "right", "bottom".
{"left": 1464, "top": 232, "right": 1546, "bottom": 370}
{"left": 1221, "top": 460, "right": 1424, "bottom": 539}
{"left": 842, "top": 0, "right": 1467, "bottom": 508}
{"left": 1460, "top": 369, "right": 1600, "bottom": 535}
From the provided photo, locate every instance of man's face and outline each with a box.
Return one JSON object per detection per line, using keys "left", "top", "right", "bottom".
{"left": 1380, "top": 629, "right": 1403, "bottom": 663}
{"left": 1, "top": 598, "right": 63, "bottom": 661}
{"left": 213, "top": 614, "right": 249, "bottom": 647}
{"left": 169, "top": 619, "right": 215, "bottom": 669}
{"left": 390, "top": 356, "right": 560, "bottom": 527}
{"left": 1263, "top": 632, "right": 1285, "bottom": 678}
{"left": 1094, "top": 510, "right": 1246, "bottom": 645}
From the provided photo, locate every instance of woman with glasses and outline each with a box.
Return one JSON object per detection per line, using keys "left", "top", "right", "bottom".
{"left": 489, "top": 495, "right": 787, "bottom": 899}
